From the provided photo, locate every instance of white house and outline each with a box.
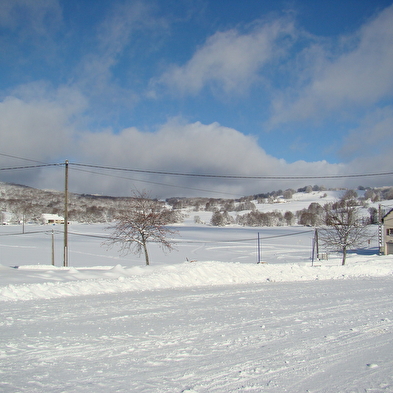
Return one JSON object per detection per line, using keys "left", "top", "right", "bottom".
{"left": 41, "top": 213, "right": 65, "bottom": 225}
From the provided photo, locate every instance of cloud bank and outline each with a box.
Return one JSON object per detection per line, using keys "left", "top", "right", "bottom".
{"left": 0, "top": 101, "right": 352, "bottom": 198}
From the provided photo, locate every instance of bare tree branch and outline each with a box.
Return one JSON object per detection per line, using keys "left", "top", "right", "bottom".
{"left": 319, "top": 198, "right": 369, "bottom": 265}
{"left": 105, "top": 190, "right": 178, "bottom": 265}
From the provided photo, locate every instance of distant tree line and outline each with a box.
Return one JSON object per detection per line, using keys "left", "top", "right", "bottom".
{"left": 209, "top": 189, "right": 381, "bottom": 227}
{"left": 1, "top": 182, "right": 392, "bottom": 226}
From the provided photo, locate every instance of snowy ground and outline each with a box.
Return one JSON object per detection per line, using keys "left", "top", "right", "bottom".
{"left": 1, "top": 223, "right": 393, "bottom": 392}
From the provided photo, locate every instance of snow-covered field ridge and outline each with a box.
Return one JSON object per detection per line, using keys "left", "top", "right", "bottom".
{"left": 1, "top": 257, "right": 393, "bottom": 302}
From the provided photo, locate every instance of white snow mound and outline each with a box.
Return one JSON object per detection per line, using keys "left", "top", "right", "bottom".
{"left": 1, "top": 258, "right": 392, "bottom": 301}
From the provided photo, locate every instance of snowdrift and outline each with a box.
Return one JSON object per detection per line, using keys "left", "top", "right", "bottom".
{"left": 1, "top": 257, "right": 393, "bottom": 301}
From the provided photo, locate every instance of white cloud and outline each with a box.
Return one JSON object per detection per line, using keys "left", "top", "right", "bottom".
{"left": 0, "top": 82, "right": 87, "bottom": 184}
{"left": 78, "top": 2, "right": 147, "bottom": 87}
{"left": 339, "top": 106, "right": 393, "bottom": 160}
{"left": 2, "top": 102, "right": 386, "bottom": 197}
{"left": 77, "top": 119, "right": 273, "bottom": 174}
{"left": 72, "top": 118, "right": 347, "bottom": 197}
{"left": 75, "top": 1, "right": 166, "bottom": 116}
{"left": 269, "top": 4, "right": 393, "bottom": 125}
{"left": 151, "top": 17, "right": 296, "bottom": 96}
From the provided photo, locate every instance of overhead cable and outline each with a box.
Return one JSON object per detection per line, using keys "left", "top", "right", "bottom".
{"left": 0, "top": 163, "right": 60, "bottom": 171}
{"left": 69, "top": 162, "right": 393, "bottom": 181}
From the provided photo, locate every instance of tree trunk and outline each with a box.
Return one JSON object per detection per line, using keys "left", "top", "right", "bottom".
{"left": 142, "top": 240, "right": 150, "bottom": 266}
{"left": 342, "top": 246, "right": 347, "bottom": 266}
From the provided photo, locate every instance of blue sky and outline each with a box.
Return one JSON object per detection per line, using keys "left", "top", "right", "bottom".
{"left": 1, "top": 0, "right": 393, "bottom": 197}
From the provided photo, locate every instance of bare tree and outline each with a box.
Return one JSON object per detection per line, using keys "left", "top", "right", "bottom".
{"left": 210, "top": 210, "right": 233, "bottom": 226}
{"left": 319, "top": 199, "right": 369, "bottom": 265}
{"left": 106, "top": 190, "right": 178, "bottom": 265}
{"left": 284, "top": 211, "right": 295, "bottom": 226}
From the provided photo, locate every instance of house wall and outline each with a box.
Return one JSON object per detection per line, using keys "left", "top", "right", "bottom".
{"left": 383, "top": 211, "right": 393, "bottom": 255}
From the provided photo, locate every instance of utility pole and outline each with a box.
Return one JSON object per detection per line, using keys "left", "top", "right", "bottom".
{"left": 378, "top": 204, "right": 383, "bottom": 255}
{"left": 64, "top": 160, "right": 69, "bottom": 267}
{"left": 52, "top": 229, "right": 55, "bottom": 266}
{"left": 312, "top": 228, "right": 319, "bottom": 266}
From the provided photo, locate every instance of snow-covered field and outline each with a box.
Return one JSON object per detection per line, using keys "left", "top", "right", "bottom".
{"left": 1, "top": 222, "right": 393, "bottom": 392}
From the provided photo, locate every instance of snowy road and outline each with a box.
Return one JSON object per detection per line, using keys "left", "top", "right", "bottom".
{"left": 2, "top": 277, "right": 393, "bottom": 392}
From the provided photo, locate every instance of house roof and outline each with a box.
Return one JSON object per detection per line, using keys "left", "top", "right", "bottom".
{"left": 382, "top": 208, "right": 393, "bottom": 222}
{"left": 41, "top": 213, "right": 64, "bottom": 220}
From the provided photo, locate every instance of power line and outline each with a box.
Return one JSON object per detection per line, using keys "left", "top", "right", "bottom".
{"left": 0, "top": 163, "right": 60, "bottom": 171}
{"left": 67, "top": 231, "right": 111, "bottom": 240}
{"left": 0, "top": 229, "right": 56, "bottom": 237}
{"left": 0, "top": 153, "right": 49, "bottom": 164}
{"left": 258, "top": 229, "right": 313, "bottom": 240}
{"left": 0, "top": 226, "right": 311, "bottom": 243}
{"left": 68, "top": 228, "right": 313, "bottom": 243}
{"left": 69, "top": 162, "right": 393, "bottom": 181}
{"left": 1, "top": 157, "right": 392, "bottom": 181}
{"left": 69, "top": 166, "right": 243, "bottom": 197}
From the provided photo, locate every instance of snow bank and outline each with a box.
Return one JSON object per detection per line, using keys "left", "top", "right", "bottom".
{"left": 1, "top": 257, "right": 393, "bottom": 302}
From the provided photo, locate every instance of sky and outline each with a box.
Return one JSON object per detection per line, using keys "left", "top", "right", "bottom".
{"left": 1, "top": 0, "right": 393, "bottom": 198}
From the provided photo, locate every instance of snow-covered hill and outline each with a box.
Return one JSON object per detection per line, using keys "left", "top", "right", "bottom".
{"left": 1, "top": 181, "right": 392, "bottom": 226}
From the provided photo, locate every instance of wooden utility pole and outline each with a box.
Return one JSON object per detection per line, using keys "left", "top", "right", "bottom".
{"left": 52, "top": 229, "right": 55, "bottom": 266}
{"left": 64, "top": 160, "right": 69, "bottom": 267}
{"left": 312, "top": 228, "right": 319, "bottom": 266}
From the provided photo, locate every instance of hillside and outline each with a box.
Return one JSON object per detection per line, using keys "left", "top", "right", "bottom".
{"left": 1, "top": 181, "right": 392, "bottom": 226}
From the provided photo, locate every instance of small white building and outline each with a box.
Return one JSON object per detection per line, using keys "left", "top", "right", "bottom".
{"left": 1, "top": 211, "right": 12, "bottom": 225}
{"left": 41, "top": 213, "right": 65, "bottom": 225}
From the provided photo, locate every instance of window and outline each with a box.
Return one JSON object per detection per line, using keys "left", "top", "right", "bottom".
{"left": 387, "top": 228, "right": 393, "bottom": 236}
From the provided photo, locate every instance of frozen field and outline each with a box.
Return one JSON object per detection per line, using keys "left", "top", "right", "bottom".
{"left": 0, "top": 221, "right": 378, "bottom": 268}
{"left": 1, "top": 223, "right": 392, "bottom": 392}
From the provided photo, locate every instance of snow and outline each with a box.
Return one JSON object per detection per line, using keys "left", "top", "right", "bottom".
{"left": 253, "top": 190, "right": 341, "bottom": 213}
{"left": 1, "top": 222, "right": 393, "bottom": 392}
{"left": 1, "top": 258, "right": 393, "bottom": 303}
